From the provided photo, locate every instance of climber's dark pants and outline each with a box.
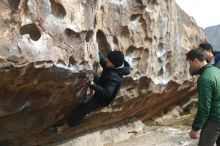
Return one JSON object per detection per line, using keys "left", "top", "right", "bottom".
{"left": 67, "top": 96, "right": 105, "bottom": 127}
{"left": 198, "top": 121, "right": 220, "bottom": 146}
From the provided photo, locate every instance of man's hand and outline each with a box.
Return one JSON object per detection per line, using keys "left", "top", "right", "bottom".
{"left": 90, "top": 81, "right": 95, "bottom": 86}
{"left": 189, "top": 129, "right": 200, "bottom": 139}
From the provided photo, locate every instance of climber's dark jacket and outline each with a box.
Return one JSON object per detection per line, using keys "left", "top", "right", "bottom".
{"left": 213, "top": 52, "right": 220, "bottom": 68}
{"left": 90, "top": 53, "right": 131, "bottom": 105}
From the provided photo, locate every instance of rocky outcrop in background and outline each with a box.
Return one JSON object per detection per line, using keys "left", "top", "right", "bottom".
{"left": 0, "top": 0, "right": 205, "bottom": 145}
{"left": 204, "top": 24, "right": 220, "bottom": 51}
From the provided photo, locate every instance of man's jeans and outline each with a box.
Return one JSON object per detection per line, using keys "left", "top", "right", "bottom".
{"left": 67, "top": 96, "right": 104, "bottom": 127}
{"left": 199, "top": 121, "right": 220, "bottom": 146}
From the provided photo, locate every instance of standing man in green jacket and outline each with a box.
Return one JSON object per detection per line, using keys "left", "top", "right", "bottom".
{"left": 186, "top": 48, "right": 220, "bottom": 146}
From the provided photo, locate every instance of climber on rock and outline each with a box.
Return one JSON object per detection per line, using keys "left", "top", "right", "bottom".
{"left": 47, "top": 50, "right": 131, "bottom": 133}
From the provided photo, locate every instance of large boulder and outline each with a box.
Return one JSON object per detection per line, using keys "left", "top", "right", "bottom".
{"left": 0, "top": 0, "right": 205, "bottom": 145}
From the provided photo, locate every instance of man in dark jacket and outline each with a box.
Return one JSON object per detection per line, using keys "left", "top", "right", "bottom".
{"left": 48, "top": 51, "right": 130, "bottom": 133}
{"left": 199, "top": 43, "right": 220, "bottom": 68}
{"left": 186, "top": 49, "right": 220, "bottom": 146}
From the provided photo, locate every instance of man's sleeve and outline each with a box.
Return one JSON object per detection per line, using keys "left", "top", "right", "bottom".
{"left": 99, "top": 53, "right": 106, "bottom": 68}
{"left": 192, "top": 78, "right": 213, "bottom": 131}
{"left": 91, "top": 76, "right": 119, "bottom": 100}
{"left": 92, "top": 71, "right": 100, "bottom": 84}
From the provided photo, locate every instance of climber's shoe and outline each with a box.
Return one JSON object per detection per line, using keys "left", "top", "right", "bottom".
{"left": 47, "top": 126, "right": 57, "bottom": 134}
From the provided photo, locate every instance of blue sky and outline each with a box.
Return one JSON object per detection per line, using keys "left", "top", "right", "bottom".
{"left": 176, "top": 0, "right": 220, "bottom": 28}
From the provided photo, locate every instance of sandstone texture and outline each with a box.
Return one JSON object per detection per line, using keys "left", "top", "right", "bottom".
{"left": 0, "top": 0, "right": 205, "bottom": 145}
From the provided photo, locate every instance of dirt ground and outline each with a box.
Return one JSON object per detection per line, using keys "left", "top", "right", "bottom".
{"left": 106, "top": 126, "right": 198, "bottom": 146}
{"left": 58, "top": 99, "right": 200, "bottom": 146}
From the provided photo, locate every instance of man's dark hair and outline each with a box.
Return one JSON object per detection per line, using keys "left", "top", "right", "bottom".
{"left": 199, "top": 43, "right": 214, "bottom": 53}
{"left": 186, "top": 48, "right": 206, "bottom": 61}
{"left": 107, "top": 51, "right": 124, "bottom": 67}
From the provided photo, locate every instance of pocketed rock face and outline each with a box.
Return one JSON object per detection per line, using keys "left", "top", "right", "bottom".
{"left": 0, "top": 0, "right": 205, "bottom": 145}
